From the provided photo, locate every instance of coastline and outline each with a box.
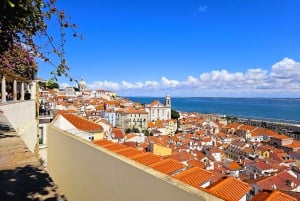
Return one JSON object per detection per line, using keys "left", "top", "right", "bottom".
{"left": 126, "top": 96, "right": 300, "bottom": 123}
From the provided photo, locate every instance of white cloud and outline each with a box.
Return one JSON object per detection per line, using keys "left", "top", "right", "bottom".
{"left": 270, "top": 57, "right": 300, "bottom": 81}
{"left": 161, "top": 76, "right": 180, "bottom": 87}
{"left": 185, "top": 75, "right": 198, "bottom": 85}
{"left": 121, "top": 81, "right": 144, "bottom": 89}
{"left": 61, "top": 58, "right": 300, "bottom": 97}
{"left": 88, "top": 80, "right": 120, "bottom": 91}
{"left": 144, "top": 81, "right": 160, "bottom": 89}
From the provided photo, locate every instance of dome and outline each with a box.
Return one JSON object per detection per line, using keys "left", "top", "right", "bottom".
{"left": 78, "top": 78, "right": 87, "bottom": 91}
{"left": 78, "top": 79, "right": 86, "bottom": 87}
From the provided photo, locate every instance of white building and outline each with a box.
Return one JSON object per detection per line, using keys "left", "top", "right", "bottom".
{"left": 145, "top": 94, "right": 171, "bottom": 122}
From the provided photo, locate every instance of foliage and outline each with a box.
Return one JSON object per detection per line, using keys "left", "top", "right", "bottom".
{"left": 132, "top": 127, "right": 140, "bottom": 133}
{"left": 142, "top": 129, "right": 152, "bottom": 136}
{"left": 38, "top": 80, "right": 59, "bottom": 89}
{"left": 0, "top": 0, "right": 81, "bottom": 80}
{"left": 0, "top": 44, "right": 37, "bottom": 79}
{"left": 225, "top": 116, "right": 238, "bottom": 123}
{"left": 125, "top": 127, "right": 140, "bottom": 133}
{"left": 171, "top": 109, "right": 180, "bottom": 120}
{"left": 171, "top": 109, "right": 180, "bottom": 130}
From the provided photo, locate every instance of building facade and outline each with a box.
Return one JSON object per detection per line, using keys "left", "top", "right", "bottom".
{"left": 145, "top": 94, "right": 171, "bottom": 122}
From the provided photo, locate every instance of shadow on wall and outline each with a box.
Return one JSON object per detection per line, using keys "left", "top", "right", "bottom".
{"left": 0, "top": 165, "right": 67, "bottom": 201}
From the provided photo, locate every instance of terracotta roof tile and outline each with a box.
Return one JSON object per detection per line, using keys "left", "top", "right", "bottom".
{"left": 251, "top": 190, "right": 297, "bottom": 201}
{"left": 256, "top": 171, "right": 300, "bottom": 191}
{"left": 174, "top": 167, "right": 214, "bottom": 189}
{"left": 94, "top": 139, "right": 114, "bottom": 146}
{"left": 130, "top": 152, "right": 162, "bottom": 166}
{"left": 115, "top": 147, "right": 143, "bottom": 158}
{"left": 187, "top": 159, "right": 205, "bottom": 169}
{"left": 102, "top": 143, "right": 128, "bottom": 151}
{"left": 149, "top": 158, "right": 185, "bottom": 175}
{"left": 61, "top": 113, "right": 103, "bottom": 132}
{"left": 111, "top": 128, "right": 125, "bottom": 139}
{"left": 207, "top": 177, "right": 251, "bottom": 201}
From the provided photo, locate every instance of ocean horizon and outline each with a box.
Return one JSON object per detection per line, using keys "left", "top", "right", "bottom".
{"left": 125, "top": 97, "right": 300, "bottom": 124}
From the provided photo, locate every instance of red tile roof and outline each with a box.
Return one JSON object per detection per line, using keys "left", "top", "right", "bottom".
{"left": 174, "top": 167, "right": 214, "bottom": 189}
{"left": 102, "top": 143, "right": 128, "bottom": 151}
{"left": 251, "top": 190, "right": 297, "bottom": 201}
{"left": 256, "top": 171, "right": 300, "bottom": 191}
{"left": 115, "top": 147, "right": 143, "bottom": 158}
{"left": 61, "top": 113, "right": 103, "bottom": 132}
{"left": 94, "top": 139, "right": 114, "bottom": 146}
{"left": 187, "top": 159, "right": 205, "bottom": 169}
{"left": 111, "top": 128, "right": 125, "bottom": 139}
{"left": 207, "top": 177, "right": 251, "bottom": 201}
{"left": 149, "top": 158, "right": 185, "bottom": 175}
{"left": 130, "top": 152, "right": 162, "bottom": 166}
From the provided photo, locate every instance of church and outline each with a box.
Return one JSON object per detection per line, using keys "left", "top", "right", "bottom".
{"left": 144, "top": 94, "right": 171, "bottom": 122}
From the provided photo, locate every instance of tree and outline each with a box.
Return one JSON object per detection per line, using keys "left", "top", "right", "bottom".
{"left": 0, "top": 44, "right": 37, "bottom": 79}
{"left": 171, "top": 109, "right": 180, "bottom": 131}
{"left": 0, "top": 0, "right": 80, "bottom": 80}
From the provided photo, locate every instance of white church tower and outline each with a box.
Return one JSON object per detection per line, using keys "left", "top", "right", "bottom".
{"left": 165, "top": 94, "right": 171, "bottom": 108}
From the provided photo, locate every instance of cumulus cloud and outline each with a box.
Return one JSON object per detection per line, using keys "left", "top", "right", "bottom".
{"left": 185, "top": 75, "right": 198, "bottom": 85}
{"left": 64, "top": 57, "right": 300, "bottom": 97}
{"left": 121, "top": 81, "right": 144, "bottom": 89}
{"left": 88, "top": 80, "right": 120, "bottom": 91}
{"left": 270, "top": 57, "right": 300, "bottom": 81}
{"left": 161, "top": 76, "right": 180, "bottom": 87}
{"left": 144, "top": 81, "right": 160, "bottom": 89}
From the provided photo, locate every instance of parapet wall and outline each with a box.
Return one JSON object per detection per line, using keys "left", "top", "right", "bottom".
{"left": 47, "top": 125, "right": 223, "bottom": 201}
{"left": 0, "top": 100, "right": 38, "bottom": 153}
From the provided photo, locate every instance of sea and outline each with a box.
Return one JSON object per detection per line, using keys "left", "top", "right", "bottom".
{"left": 125, "top": 97, "right": 300, "bottom": 124}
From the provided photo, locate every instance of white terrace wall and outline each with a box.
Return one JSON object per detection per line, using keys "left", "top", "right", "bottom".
{"left": 0, "top": 100, "right": 38, "bottom": 153}
{"left": 47, "top": 125, "right": 223, "bottom": 201}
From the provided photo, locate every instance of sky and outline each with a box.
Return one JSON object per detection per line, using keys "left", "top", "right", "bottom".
{"left": 37, "top": 0, "right": 300, "bottom": 98}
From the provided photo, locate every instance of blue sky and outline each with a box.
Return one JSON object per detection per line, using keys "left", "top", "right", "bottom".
{"left": 37, "top": 0, "right": 300, "bottom": 97}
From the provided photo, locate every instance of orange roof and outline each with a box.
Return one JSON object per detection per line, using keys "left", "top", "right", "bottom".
{"left": 61, "top": 113, "right": 103, "bottom": 132}
{"left": 187, "top": 159, "right": 205, "bottom": 169}
{"left": 251, "top": 190, "right": 297, "bottom": 201}
{"left": 225, "top": 161, "right": 242, "bottom": 171}
{"left": 284, "top": 140, "right": 300, "bottom": 148}
{"left": 207, "top": 177, "right": 251, "bottom": 201}
{"left": 174, "top": 167, "right": 214, "bottom": 189}
{"left": 224, "top": 123, "right": 241, "bottom": 130}
{"left": 102, "top": 143, "right": 128, "bottom": 151}
{"left": 149, "top": 100, "right": 163, "bottom": 107}
{"left": 149, "top": 158, "right": 185, "bottom": 175}
{"left": 130, "top": 152, "right": 162, "bottom": 166}
{"left": 239, "top": 124, "right": 257, "bottom": 131}
{"left": 148, "top": 121, "right": 155, "bottom": 128}
{"left": 270, "top": 134, "right": 292, "bottom": 140}
{"left": 115, "top": 147, "right": 143, "bottom": 158}
{"left": 123, "top": 106, "right": 148, "bottom": 114}
{"left": 111, "top": 128, "right": 125, "bottom": 139}
{"left": 94, "top": 139, "right": 113, "bottom": 146}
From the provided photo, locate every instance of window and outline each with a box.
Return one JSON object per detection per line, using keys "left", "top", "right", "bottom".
{"left": 39, "top": 127, "right": 44, "bottom": 144}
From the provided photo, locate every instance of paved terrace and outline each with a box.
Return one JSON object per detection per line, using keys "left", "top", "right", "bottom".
{"left": 0, "top": 119, "right": 66, "bottom": 201}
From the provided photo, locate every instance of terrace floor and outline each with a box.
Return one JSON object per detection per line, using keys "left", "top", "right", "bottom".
{"left": 0, "top": 117, "right": 66, "bottom": 201}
